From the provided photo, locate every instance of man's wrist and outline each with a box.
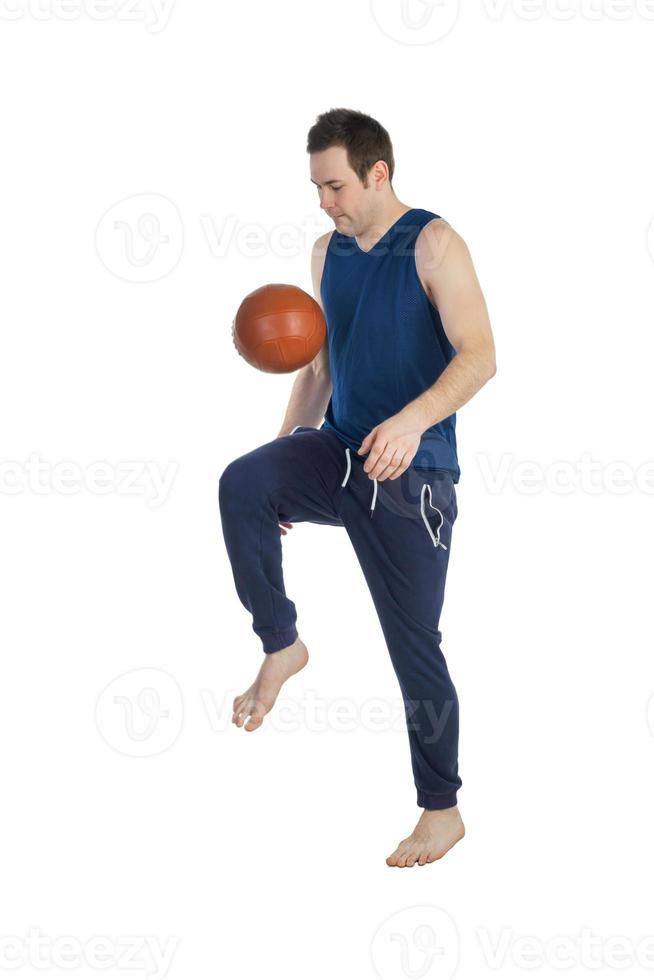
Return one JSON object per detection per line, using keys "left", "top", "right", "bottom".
{"left": 400, "top": 398, "right": 432, "bottom": 435}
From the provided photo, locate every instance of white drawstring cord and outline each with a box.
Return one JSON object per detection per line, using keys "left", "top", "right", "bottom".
{"left": 341, "top": 447, "right": 378, "bottom": 517}
{"left": 341, "top": 446, "right": 352, "bottom": 487}
{"left": 340, "top": 451, "right": 445, "bottom": 538}
{"left": 420, "top": 483, "right": 448, "bottom": 550}
{"left": 369, "top": 476, "right": 378, "bottom": 517}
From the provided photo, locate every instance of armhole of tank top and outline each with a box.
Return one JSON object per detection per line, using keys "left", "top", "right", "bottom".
{"left": 414, "top": 217, "right": 456, "bottom": 359}
{"left": 320, "top": 229, "right": 336, "bottom": 293}
{"left": 316, "top": 229, "right": 336, "bottom": 313}
{"left": 413, "top": 216, "right": 444, "bottom": 310}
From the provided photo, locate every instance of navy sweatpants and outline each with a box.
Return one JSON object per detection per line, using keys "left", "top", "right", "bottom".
{"left": 218, "top": 425, "right": 461, "bottom": 810}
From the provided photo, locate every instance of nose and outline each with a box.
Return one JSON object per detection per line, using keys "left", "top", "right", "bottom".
{"left": 319, "top": 191, "right": 335, "bottom": 211}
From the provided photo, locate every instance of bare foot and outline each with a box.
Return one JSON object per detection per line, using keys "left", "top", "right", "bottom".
{"left": 232, "top": 637, "right": 309, "bottom": 732}
{"left": 386, "top": 806, "right": 465, "bottom": 867}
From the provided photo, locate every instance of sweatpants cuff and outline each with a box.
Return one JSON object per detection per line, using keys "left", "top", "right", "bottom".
{"left": 417, "top": 790, "right": 458, "bottom": 810}
{"left": 260, "top": 626, "right": 299, "bottom": 654}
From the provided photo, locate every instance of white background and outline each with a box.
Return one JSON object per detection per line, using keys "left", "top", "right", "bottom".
{"left": 1, "top": 1, "right": 653, "bottom": 978}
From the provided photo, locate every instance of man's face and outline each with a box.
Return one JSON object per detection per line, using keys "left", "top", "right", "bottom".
{"left": 309, "top": 145, "right": 370, "bottom": 234}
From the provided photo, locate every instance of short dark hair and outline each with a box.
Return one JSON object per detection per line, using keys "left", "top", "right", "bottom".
{"left": 306, "top": 108, "right": 395, "bottom": 187}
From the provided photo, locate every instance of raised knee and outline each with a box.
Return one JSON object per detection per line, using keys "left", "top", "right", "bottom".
{"left": 218, "top": 456, "right": 259, "bottom": 510}
{"left": 219, "top": 457, "right": 243, "bottom": 498}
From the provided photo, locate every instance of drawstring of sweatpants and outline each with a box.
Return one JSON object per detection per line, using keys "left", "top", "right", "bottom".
{"left": 290, "top": 428, "right": 380, "bottom": 518}
{"left": 341, "top": 446, "right": 378, "bottom": 518}
{"left": 340, "top": 446, "right": 446, "bottom": 548}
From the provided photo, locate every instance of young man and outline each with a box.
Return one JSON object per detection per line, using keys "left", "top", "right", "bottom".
{"left": 219, "top": 108, "right": 496, "bottom": 868}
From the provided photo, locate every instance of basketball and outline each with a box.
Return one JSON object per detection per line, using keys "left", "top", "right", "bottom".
{"left": 232, "top": 283, "right": 326, "bottom": 373}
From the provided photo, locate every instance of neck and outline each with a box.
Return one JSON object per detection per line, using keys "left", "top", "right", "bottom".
{"left": 355, "top": 201, "right": 413, "bottom": 252}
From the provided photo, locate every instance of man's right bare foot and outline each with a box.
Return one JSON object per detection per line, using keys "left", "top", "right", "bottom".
{"left": 232, "top": 637, "right": 309, "bottom": 731}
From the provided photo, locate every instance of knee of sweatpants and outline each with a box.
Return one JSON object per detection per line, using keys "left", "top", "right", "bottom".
{"left": 219, "top": 456, "right": 245, "bottom": 503}
{"left": 218, "top": 455, "right": 263, "bottom": 514}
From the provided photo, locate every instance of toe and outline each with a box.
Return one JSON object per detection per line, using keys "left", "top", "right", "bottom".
{"left": 386, "top": 838, "right": 409, "bottom": 866}
{"left": 232, "top": 696, "right": 246, "bottom": 722}
{"left": 244, "top": 714, "right": 263, "bottom": 731}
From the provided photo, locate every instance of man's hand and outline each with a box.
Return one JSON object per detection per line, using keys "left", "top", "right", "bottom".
{"left": 358, "top": 414, "right": 423, "bottom": 481}
{"left": 279, "top": 521, "right": 293, "bottom": 535}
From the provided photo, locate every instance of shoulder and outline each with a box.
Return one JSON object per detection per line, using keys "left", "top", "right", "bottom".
{"left": 415, "top": 218, "right": 474, "bottom": 291}
{"left": 311, "top": 230, "right": 335, "bottom": 281}
{"left": 415, "top": 216, "right": 459, "bottom": 266}
{"left": 310, "top": 231, "right": 335, "bottom": 306}
{"left": 311, "top": 229, "right": 335, "bottom": 259}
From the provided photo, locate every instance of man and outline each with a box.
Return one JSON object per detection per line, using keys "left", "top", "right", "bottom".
{"left": 219, "top": 108, "right": 496, "bottom": 868}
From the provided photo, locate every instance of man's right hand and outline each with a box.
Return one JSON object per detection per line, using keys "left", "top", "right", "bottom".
{"left": 279, "top": 521, "right": 294, "bottom": 535}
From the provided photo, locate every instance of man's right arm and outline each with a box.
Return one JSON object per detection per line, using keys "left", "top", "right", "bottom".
{"left": 276, "top": 231, "right": 333, "bottom": 438}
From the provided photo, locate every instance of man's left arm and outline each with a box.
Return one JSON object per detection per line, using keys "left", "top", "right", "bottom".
{"left": 359, "top": 220, "right": 497, "bottom": 480}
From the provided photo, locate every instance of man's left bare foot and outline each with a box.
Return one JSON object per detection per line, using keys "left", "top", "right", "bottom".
{"left": 386, "top": 805, "right": 465, "bottom": 867}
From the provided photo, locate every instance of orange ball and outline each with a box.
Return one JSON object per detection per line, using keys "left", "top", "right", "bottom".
{"left": 232, "top": 283, "right": 326, "bottom": 373}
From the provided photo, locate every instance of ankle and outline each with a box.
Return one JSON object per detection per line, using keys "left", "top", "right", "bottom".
{"left": 422, "top": 805, "right": 460, "bottom": 818}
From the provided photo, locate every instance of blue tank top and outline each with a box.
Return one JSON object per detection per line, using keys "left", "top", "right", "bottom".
{"left": 319, "top": 207, "right": 461, "bottom": 481}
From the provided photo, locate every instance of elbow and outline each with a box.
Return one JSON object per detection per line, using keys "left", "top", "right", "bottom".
{"left": 469, "top": 351, "right": 496, "bottom": 383}
{"left": 483, "top": 345, "right": 497, "bottom": 381}
{"left": 459, "top": 342, "right": 496, "bottom": 382}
